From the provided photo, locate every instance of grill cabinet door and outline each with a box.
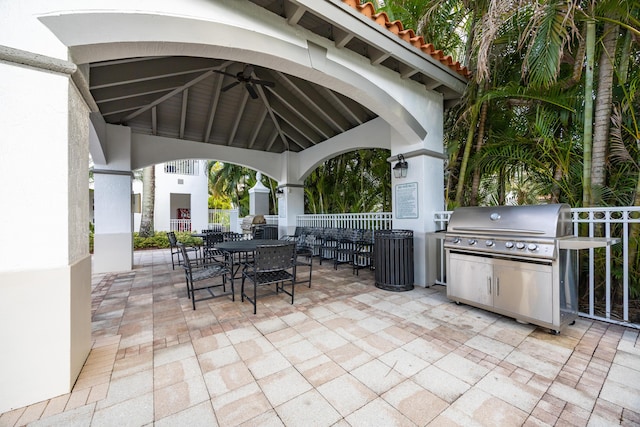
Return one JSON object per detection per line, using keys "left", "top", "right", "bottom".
{"left": 447, "top": 253, "right": 493, "bottom": 308}
{"left": 493, "top": 260, "right": 553, "bottom": 324}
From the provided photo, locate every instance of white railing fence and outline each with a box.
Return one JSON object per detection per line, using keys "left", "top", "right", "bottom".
{"left": 434, "top": 207, "right": 640, "bottom": 329}
{"left": 164, "top": 159, "right": 200, "bottom": 175}
{"left": 571, "top": 207, "right": 640, "bottom": 328}
{"left": 296, "top": 212, "right": 393, "bottom": 230}
{"left": 169, "top": 219, "right": 191, "bottom": 232}
{"left": 208, "top": 209, "right": 239, "bottom": 232}
{"left": 228, "top": 207, "right": 638, "bottom": 329}
{"left": 264, "top": 215, "right": 279, "bottom": 225}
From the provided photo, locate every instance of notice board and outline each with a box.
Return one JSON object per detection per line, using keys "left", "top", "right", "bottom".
{"left": 395, "top": 182, "right": 418, "bottom": 219}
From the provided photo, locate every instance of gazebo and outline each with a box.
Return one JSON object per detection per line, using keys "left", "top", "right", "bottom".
{"left": 0, "top": 0, "right": 468, "bottom": 412}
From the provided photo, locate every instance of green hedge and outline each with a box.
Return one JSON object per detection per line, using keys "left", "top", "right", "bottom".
{"left": 89, "top": 227, "right": 202, "bottom": 253}
{"left": 133, "top": 231, "right": 202, "bottom": 250}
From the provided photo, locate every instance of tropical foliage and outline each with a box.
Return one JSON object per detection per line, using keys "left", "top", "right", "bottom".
{"left": 206, "top": 149, "right": 392, "bottom": 215}
{"left": 375, "top": 0, "right": 640, "bottom": 316}
{"left": 207, "top": 161, "right": 279, "bottom": 217}
{"left": 304, "top": 149, "right": 391, "bottom": 213}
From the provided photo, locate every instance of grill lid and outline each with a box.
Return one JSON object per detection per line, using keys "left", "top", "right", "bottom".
{"left": 447, "top": 203, "right": 572, "bottom": 239}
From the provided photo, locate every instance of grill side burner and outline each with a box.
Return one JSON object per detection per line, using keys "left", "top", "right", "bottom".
{"left": 443, "top": 204, "right": 617, "bottom": 334}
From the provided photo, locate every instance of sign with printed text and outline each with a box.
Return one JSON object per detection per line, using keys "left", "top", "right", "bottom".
{"left": 395, "top": 182, "right": 418, "bottom": 219}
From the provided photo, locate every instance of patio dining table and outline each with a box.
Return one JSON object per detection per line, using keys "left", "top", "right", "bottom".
{"left": 216, "top": 239, "right": 282, "bottom": 278}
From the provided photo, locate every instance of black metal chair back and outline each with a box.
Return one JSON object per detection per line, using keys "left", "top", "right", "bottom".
{"left": 168, "top": 231, "right": 187, "bottom": 269}
{"left": 178, "top": 243, "right": 232, "bottom": 310}
{"left": 223, "top": 232, "right": 244, "bottom": 242}
{"left": 241, "top": 243, "right": 296, "bottom": 314}
{"left": 254, "top": 243, "right": 295, "bottom": 272}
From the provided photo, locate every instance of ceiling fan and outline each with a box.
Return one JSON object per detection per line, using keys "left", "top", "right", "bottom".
{"left": 215, "top": 64, "right": 275, "bottom": 99}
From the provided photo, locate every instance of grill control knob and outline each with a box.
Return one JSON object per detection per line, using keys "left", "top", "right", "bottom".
{"left": 468, "top": 239, "right": 477, "bottom": 245}
{"left": 516, "top": 242, "right": 525, "bottom": 250}
{"left": 452, "top": 237, "right": 461, "bottom": 244}
{"left": 505, "top": 241, "right": 514, "bottom": 249}
{"left": 527, "top": 243, "right": 538, "bottom": 251}
{"left": 485, "top": 240, "right": 494, "bottom": 247}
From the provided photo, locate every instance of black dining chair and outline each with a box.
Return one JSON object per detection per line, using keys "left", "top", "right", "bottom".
{"left": 203, "top": 232, "right": 225, "bottom": 263}
{"left": 281, "top": 233, "right": 313, "bottom": 288}
{"left": 179, "top": 243, "right": 233, "bottom": 310}
{"left": 168, "top": 231, "right": 199, "bottom": 269}
{"left": 241, "top": 242, "right": 296, "bottom": 314}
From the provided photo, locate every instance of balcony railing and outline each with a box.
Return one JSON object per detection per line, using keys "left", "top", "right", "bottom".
{"left": 169, "top": 219, "right": 191, "bottom": 232}
{"left": 164, "top": 160, "right": 200, "bottom": 175}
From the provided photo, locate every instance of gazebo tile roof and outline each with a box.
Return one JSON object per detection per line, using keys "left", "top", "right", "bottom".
{"left": 341, "top": 0, "right": 471, "bottom": 78}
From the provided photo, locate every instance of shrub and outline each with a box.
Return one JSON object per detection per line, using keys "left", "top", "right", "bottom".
{"left": 89, "top": 222, "right": 94, "bottom": 253}
{"left": 133, "top": 231, "right": 202, "bottom": 250}
{"left": 92, "top": 228, "right": 202, "bottom": 252}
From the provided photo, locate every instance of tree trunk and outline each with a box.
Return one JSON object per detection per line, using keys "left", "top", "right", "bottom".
{"left": 455, "top": 108, "right": 478, "bottom": 207}
{"left": 498, "top": 167, "right": 505, "bottom": 205}
{"left": 445, "top": 146, "right": 460, "bottom": 207}
{"left": 463, "top": 10, "right": 478, "bottom": 69}
{"left": 582, "top": 19, "right": 595, "bottom": 207}
{"left": 469, "top": 97, "right": 489, "bottom": 206}
{"left": 591, "top": 21, "right": 618, "bottom": 205}
{"left": 139, "top": 165, "right": 155, "bottom": 237}
{"left": 551, "top": 164, "right": 563, "bottom": 203}
{"left": 618, "top": 29, "right": 632, "bottom": 85}
{"left": 454, "top": 82, "right": 481, "bottom": 207}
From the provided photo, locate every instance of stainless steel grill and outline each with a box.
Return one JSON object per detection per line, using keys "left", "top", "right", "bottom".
{"left": 241, "top": 215, "right": 266, "bottom": 234}
{"left": 443, "top": 204, "right": 616, "bottom": 333}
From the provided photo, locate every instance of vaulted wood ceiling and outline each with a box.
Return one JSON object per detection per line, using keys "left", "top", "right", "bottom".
{"left": 88, "top": 0, "right": 467, "bottom": 155}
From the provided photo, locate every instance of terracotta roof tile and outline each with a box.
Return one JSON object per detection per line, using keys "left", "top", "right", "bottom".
{"left": 384, "top": 20, "right": 404, "bottom": 35}
{"left": 341, "top": 0, "right": 471, "bottom": 79}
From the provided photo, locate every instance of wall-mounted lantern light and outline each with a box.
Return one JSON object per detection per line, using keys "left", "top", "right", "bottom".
{"left": 393, "top": 154, "right": 408, "bottom": 179}
{"left": 276, "top": 188, "right": 285, "bottom": 198}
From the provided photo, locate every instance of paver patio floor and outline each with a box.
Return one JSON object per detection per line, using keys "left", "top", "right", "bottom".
{"left": 1, "top": 248, "right": 639, "bottom": 426}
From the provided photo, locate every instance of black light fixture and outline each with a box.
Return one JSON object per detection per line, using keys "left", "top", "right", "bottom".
{"left": 393, "top": 154, "right": 408, "bottom": 178}
{"left": 276, "top": 188, "right": 285, "bottom": 198}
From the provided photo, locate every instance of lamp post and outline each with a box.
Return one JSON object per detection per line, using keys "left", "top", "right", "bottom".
{"left": 393, "top": 154, "right": 408, "bottom": 178}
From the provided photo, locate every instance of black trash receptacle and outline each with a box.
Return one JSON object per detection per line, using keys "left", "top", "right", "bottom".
{"left": 374, "top": 230, "right": 414, "bottom": 291}
{"left": 262, "top": 225, "right": 279, "bottom": 239}
{"left": 253, "top": 224, "right": 279, "bottom": 239}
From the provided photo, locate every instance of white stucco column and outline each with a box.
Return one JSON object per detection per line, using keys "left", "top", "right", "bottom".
{"left": 390, "top": 96, "right": 446, "bottom": 288}
{"left": 275, "top": 151, "right": 304, "bottom": 236}
{"left": 92, "top": 124, "right": 134, "bottom": 273}
{"left": 391, "top": 150, "right": 446, "bottom": 288}
{"left": 249, "top": 172, "right": 271, "bottom": 216}
{"left": 0, "top": 57, "right": 92, "bottom": 412}
{"left": 277, "top": 184, "right": 305, "bottom": 237}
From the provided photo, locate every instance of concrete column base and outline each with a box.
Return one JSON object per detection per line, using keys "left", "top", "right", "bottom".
{"left": 0, "top": 256, "right": 92, "bottom": 413}
{"left": 93, "top": 232, "right": 133, "bottom": 273}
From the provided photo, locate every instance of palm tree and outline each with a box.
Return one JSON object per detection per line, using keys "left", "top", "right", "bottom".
{"left": 139, "top": 165, "right": 155, "bottom": 237}
{"left": 208, "top": 162, "right": 281, "bottom": 216}
{"left": 304, "top": 149, "right": 391, "bottom": 213}
{"left": 208, "top": 162, "right": 251, "bottom": 214}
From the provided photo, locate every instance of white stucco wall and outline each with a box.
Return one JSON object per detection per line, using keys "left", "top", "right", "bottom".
{"left": 0, "top": 64, "right": 74, "bottom": 269}
{"left": 153, "top": 161, "right": 209, "bottom": 232}
{"left": 0, "top": 28, "right": 92, "bottom": 412}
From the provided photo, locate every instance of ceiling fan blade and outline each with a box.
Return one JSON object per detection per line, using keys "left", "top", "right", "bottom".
{"left": 252, "top": 79, "right": 276, "bottom": 88}
{"left": 246, "top": 83, "right": 259, "bottom": 99}
{"left": 242, "top": 65, "right": 254, "bottom": 79}
{"left": 212, "top": 69, "right": 237, "bottom": 78}
{"left": 222, "top": 81, "right": 241, "bottom": 92}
